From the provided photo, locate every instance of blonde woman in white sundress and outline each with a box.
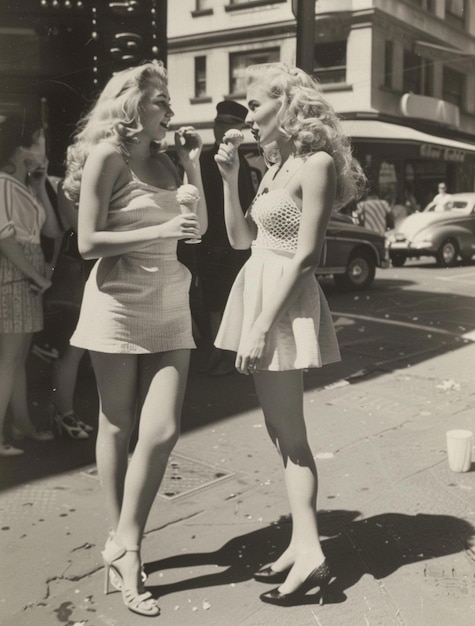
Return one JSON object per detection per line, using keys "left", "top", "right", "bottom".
{"left": 63, "top": 60, "right": 206, "bottom": 617}
{"left": 215, "top": 62, "right": 366, "bottom": 607}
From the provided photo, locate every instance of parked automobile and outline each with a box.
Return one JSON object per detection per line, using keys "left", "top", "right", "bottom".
{"left": 317, "top": 213, "right": 389, "bottom": 289}
{"left": 386, "top": 192, "right": 475, "bottom": 267}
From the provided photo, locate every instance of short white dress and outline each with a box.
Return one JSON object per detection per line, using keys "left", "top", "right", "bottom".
{"left": 70, "top": 177, "right": 195, "bottom": 354}
{"left": 215, "top": 188, "right": 341, "bottom": 371}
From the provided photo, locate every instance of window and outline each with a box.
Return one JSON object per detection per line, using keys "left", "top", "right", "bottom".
{"left": 442, "top": 66, "right": 465, "bottom": 108}
{"left": 226, "top": 0, "right": 286, "bottom": 9}
{"left": 384, "top": 41, "right": 393, "bottom": 88}
{"left": 229, "top": 0, "right": 283, "bottom": 4}
{"left": 403, "top": 50, "right": 421, "bottom": 94}
{"left": 406, "top": 0, "right": 435, "bottom": 9}
{"left": 194, "top": 56, "right": 207, "bottom": 98}
{"left": 195, "top": 0, "right": 212, "bottom": 9}
{"left": 422, "top": 59, "right": 433, "bottom": 96}
{"left": 403, "top": 50, "right": 433, "bottom": 96}
{"left": 314, "top": 41, "right": 346, "bottom": 84}
{"left": 192, "top": 0, "right": 213, "bottom": 16}
{"left": 229, "top": 48, "right": 279, "bottom": 95}
{"left": 446, "top": 0, "right": 465, "bottom": 28}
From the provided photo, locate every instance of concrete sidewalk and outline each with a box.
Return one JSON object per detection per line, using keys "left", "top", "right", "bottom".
{"left": 1, "top": 340, "right": 475, "bottom": 626}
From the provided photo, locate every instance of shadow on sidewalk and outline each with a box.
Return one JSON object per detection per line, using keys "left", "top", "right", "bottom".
{"left": 145, "top": 509, "right": 474, "bottom": 603}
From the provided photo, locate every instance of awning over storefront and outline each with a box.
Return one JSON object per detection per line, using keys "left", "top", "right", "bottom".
{"left": 340, "top": 120, "right": 475, "bottom": 162}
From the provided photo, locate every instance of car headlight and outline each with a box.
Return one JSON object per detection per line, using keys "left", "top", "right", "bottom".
{"left": 411, "top": 240, "right": 433, "bottom": 249}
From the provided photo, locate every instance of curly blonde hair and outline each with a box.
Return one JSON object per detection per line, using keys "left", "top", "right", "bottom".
{"left": 245, "top": 63, "right": 366, "bottom": 208}
{"left": 63, "top": 60, "right": 168, "bottom": 202}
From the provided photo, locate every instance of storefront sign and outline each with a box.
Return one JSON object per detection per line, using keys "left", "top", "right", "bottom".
{"left": 401, "top": 93, "right": 460, "bottom": 128}
{"left": 420, "top": 144, "right": 465, "bottom": 163}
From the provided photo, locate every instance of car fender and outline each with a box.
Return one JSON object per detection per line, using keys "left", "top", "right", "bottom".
{"left": 416, "top": 224, "right": 471, "bottom": 251}
{"left": 325, "top": 234, "right": 384, "bottom": 267}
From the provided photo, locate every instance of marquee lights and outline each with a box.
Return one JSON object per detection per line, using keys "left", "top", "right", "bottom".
{"left": 38, "top": 0, "right": 163, "bottom": 89}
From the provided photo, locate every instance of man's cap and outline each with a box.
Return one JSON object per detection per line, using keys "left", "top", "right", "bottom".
{"left": 215, "top": 100, "right": 248, "bottom": 124}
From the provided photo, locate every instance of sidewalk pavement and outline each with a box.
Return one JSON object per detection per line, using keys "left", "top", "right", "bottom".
{"left": 1, "top": 339, "right": 474, "bottom": 626}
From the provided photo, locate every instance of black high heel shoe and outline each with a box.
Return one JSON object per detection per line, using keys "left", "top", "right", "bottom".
{"left": 260, "top": 560, "right": 332, "bottom": 606}
{"left": 253, "top": 565, "right": 290, "bottom": 584}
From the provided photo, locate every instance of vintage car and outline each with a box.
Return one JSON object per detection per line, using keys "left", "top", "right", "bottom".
{"left": 316, "top": 213, "right": 389, "bottom": 289}
{"left": 386, "top": 192, "right": 475, "bottom": 267}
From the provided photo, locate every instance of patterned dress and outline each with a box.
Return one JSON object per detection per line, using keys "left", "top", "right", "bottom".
{"left": 70, "top": 177, "right": 195, "bottom": 353}
{"left": 215, "top": 188, "right": 341, "bottom": 371}
{"left": 0, "top": 173, "right": 46, "bottom": 334}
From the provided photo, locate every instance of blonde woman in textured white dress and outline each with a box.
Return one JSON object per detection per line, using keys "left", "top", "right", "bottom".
{"left": 63, "top": 61, "right": 206, "bottom": 617}
{"left": 215, "top": 63, "right": 366, "bottom": 606}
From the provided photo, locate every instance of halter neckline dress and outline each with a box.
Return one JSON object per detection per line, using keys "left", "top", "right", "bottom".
{"left": 215, "top": 187, "right": 340, "bottom": 371}
{"left": 70, "top": 176, "right": 195, "bottom": 354}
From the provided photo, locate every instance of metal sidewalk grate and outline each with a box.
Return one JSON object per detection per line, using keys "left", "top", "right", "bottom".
{"left": 82, "top": 452, "right": 235, "bottom": 500}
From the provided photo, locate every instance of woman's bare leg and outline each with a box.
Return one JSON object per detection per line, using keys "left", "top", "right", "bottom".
{"left": 112, "top": 349, "right": 190, "bottom": 592}
{"left": 253, "top": 370, "right": 325, "bottom": 593}
{"left": 10, "top": 333, "right": 37, "bottom": 432}
{"left": 116, "top": 350, "right": 189, "bottom": 540}
{"left": 90, "top": 351, "right": 139, "bottom": 530}
{"left": 52, "top": 345, "right": 86, "bottom": 414}
{"left": 0, "top": 333, "right": 30, "bottom": 443}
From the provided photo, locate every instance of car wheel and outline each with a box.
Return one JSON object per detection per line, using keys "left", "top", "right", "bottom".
{"left": 436, "top": 238, "right": 459, "bottom": 267}
{"left": 334, "top": 249, "right": 376, "bottom": 290}
{"left": 390, "top": 252, "right": 407, "bottom": 267}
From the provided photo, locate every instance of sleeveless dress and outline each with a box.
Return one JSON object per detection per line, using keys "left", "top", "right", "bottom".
{"left": 215, "top": 188, "right": 340, "bottom": 371}
{"left": 70, "top": 177, "right": 195, "bottom": 354}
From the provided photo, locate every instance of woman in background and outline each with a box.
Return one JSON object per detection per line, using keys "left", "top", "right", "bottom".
{"left": 63, "top": 60, "right": 206, "bottom": 617}
{"left": 0, "top": 113, "right": 61, "bottom": 456}
{"left": 215, "top": 62, "right": 365, "bottom": 606}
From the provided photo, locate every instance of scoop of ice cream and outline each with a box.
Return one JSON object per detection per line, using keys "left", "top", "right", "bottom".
{"left": 176, "top": 184, "right": 200, "bottom": 209}
{"left": 223, "top": 128, "right": 244, "bottom": 147}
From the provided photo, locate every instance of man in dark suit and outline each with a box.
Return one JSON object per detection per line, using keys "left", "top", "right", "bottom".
{"left": 197, "top": 100, "right": 256, "bottom": 376}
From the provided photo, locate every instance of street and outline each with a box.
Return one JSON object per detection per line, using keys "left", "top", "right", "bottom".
{"left": 1, "top": 259, "right": 474, "bottom": 626}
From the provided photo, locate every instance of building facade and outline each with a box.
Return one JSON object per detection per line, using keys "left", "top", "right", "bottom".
{"left": 0, "top": 0, "right": 167, "bottom": 173}
{"left": 167, "top": 0, "right": 475, "bottom": 208}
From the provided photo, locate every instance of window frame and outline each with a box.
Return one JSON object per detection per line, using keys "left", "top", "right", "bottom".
{"left": 225, "top": 0, "right": 286, "bottom": 12}
{"left": 384, "top": 40, "right": 394, "bottom": 89}
{"left": 442, "top": 65, "right": 465, "bottom": 109}
{"left": 445, "top": 0, "right": 466, "bottom": 29}
{"left": 403, "top": 49, "right": 433, "bottom": 97}
{"left": 313, "top": 40, "right": 347, "bottom": 85}
{"left": 192, "top": 0, "right": 213, "bottom": 17}
{"left": 228, "top": 47, "right": 280, "bottom": 97}
{"left": 193, "top": 55, "right": 208, "bottom": 100}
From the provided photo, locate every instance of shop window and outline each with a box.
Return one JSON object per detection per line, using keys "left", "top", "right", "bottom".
{"left": 378, "top": 161, "right": 398, "bottom": 204}
{"left": 403, "top": 50, "right": 432, "bottom": 96}
{"left": 446, "top": 0, "right": 465, "bottom": 29}
{"left": 314, "top": 41, "right": 346, "bottom": 85}
{"left": 384, "top": 41, "right": 393, "bottom": 88}
{"left": 229, "top": 48, "right": 279, "bottom": 95}
{"left": 442, "top": 66, "right": 465, "bottom": 108}
{"left": 194, "top": 56, "right": 207, "bottom": 98}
